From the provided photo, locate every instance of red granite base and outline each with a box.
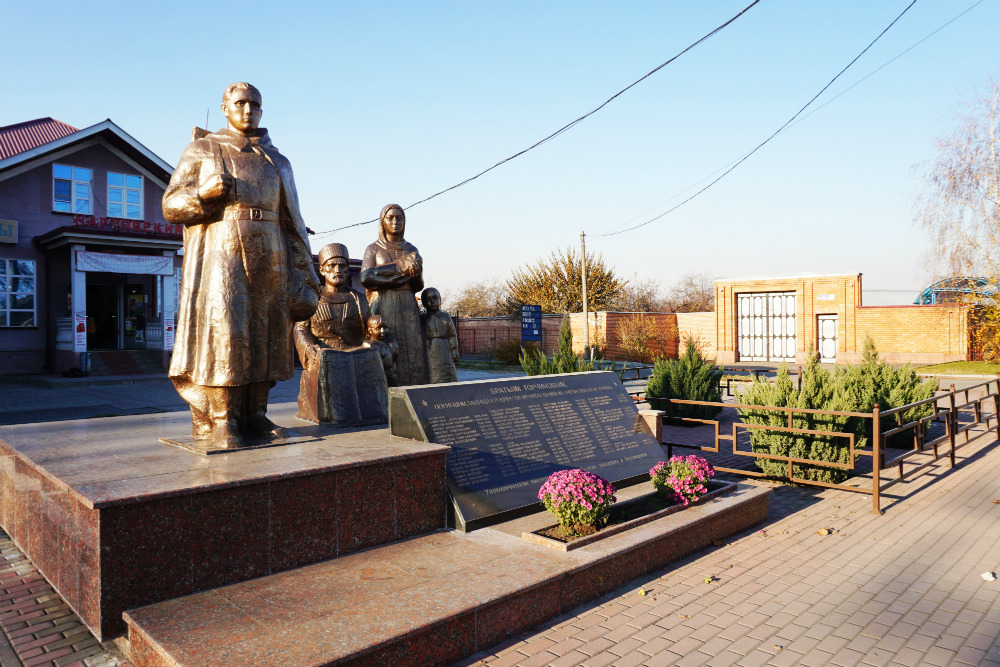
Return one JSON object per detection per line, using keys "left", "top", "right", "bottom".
{"left": 124, "top": 484, "right": 770, "bottom": 667}
{"left": 0, "top": 404, "right": 447, "bottom": 641}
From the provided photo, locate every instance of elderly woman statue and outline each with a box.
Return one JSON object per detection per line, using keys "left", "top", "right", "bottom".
{"left": 360, "top": 204, "right": 430, "bottom": 386}
{"left": 294, "top": 242, "right": 387, "bottom": 425}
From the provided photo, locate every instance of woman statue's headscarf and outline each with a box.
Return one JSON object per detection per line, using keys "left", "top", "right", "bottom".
{"left": 378, "top": 204, "right": 406, "bottom": 247}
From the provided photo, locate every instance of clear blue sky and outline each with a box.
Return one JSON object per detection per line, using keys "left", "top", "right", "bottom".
{"left": 3, "top": 1, "right": 998, "bottom": 306}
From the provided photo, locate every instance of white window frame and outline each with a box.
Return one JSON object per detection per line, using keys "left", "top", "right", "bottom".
{"left": 52, "top": 164, "right": 92, "bottom": 214}
{"left": 0, "top": 259, "right": 36, "bottom": 328}
{"left": 107, "top": 172, "right": 144, "bottom": 220}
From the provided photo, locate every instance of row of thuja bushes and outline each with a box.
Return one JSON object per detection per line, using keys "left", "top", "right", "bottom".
{"left": 646, "top": 335, "right": 936, "bottom": 483}
{"left": 738, "top": 339, "right": 936, "bottom": 482}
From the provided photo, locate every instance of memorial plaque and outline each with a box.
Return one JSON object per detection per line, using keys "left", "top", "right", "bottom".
{"left": 389, "top": 371, "right": 665, "bottom": 531}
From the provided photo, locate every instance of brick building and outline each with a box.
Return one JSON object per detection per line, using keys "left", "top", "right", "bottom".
{"left": 712, "top": 273, "right": 968, "bottom": 365}
{"left": 460, "top": 273, "right": 971, "bottom": 367}
{"left": 0, "top": 118, "right": 180, "bottom": 375}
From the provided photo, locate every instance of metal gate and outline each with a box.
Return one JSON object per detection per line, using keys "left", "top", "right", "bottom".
{"left": 737, "top": 292, "right": 796, "bottom": 362}
{"left": 817, "top": 314, "right": 838, "bottom": 363}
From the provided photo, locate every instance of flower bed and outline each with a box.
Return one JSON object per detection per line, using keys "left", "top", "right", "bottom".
{"left": 524, "top": 479, "right": 737, "bottom": 551}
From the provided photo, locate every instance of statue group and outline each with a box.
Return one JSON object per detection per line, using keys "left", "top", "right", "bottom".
{"left": 164, "top": 83, "right": 458, "bottom": 448}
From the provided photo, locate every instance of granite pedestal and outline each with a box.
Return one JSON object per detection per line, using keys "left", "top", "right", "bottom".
{"left": 0, "top": 403, "right": 448, "bottom": 640}
{"left": 124, "top": 482, "right": 770, "bottom": 667}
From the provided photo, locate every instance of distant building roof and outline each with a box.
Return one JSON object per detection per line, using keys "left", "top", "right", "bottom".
{"left": 0, "top": 118, "right": 79, "bottom": 160}
{"left": 0, "top": 119, "right": 173, "bottom": 185}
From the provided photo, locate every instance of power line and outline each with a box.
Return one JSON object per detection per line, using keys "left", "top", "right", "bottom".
{"left": 313, "top": 0, "right": 761, "bottom": 238}
{"left": 603, "top": 0, "right": 983, "bottom": 236}
{"left": 598, "top": 0, "right": 918, "bottom": 238}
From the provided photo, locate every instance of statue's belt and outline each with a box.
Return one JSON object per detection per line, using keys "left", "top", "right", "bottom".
{"left": 223, "top": 206, "right": 278, "bottom": 222}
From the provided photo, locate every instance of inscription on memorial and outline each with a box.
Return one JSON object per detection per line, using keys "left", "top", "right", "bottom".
{"left": 389, "top": 371, "right": 665, "bottom": 530}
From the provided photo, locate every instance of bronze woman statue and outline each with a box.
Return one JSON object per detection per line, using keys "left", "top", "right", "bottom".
{"left": 360, "top": 204, "right": 430, "bottom": 386}
{"left": 294, "top": 242, "right": 370, "bottom": 364}
{"left": 294, "top": 242, "right": 387, "bottom": 425}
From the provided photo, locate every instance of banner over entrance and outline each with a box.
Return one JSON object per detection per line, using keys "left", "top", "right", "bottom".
{"left": 75, "top": 250, "right": 174, "bottom": 276}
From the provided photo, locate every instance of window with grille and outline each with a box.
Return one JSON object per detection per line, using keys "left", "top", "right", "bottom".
{"left": 0, "top": 259, "right": 35, "bottom": 327}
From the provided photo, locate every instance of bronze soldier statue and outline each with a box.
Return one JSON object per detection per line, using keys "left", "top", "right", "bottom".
{"left": 163, "top": 82, "right": 320, "bottom": 448}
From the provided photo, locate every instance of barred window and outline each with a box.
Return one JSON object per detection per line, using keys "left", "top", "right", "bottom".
{"left": 0, "top": 259, "right": 35, "bottom": 327}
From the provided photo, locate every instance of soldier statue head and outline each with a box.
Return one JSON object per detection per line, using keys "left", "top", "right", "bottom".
{"left": 222, "top": 82, "right": 262, "bottom": 136}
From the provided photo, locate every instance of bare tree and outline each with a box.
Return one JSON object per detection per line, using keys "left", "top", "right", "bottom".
{"left": 914, "top": 79, "right": 1000, "bottom": 361}
{"left": 665, "top": 271, "right": 716, "bottom": 312}
{"left": 444, "top": 277, "right": 514, "bottom": 318}
{"left": 914, "top": 79, "right": 1000, "bottom": 280}
{"left": 610, "top": 276, "right": 670, "bottom": 312}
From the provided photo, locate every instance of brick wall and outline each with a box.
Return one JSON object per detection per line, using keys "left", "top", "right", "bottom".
{"left": 454, "top": 315, "right": 562, "bottom": 358}
{"left": 850, "top": 305, "right": 968, "bottom": 364}
{"left": 713, "top": 273, "right": 970, "bottom": 365}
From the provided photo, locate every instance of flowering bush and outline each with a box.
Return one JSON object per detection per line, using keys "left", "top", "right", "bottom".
{"left": 650, "top": 455, "right": 715, "bottom": 507}
{"left": 538, "top": 469, "right": 617, "bottom": 534}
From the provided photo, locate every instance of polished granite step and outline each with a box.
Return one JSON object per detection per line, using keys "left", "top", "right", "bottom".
{"left": 124, "top": 483, "right": 770, "bottom": 667}
{"left": 0, "top": 404, "right": 448, "bottom": 641}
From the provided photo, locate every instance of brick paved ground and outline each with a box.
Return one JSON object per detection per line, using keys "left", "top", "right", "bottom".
{"left": 0, "top": 372, "right": 996, "bottom": 667}
{"left": 455, "top": 425, "right": 1000, "bottom": 667}
{"left": 0, "top": 534, "right": 132, "bottom": 667}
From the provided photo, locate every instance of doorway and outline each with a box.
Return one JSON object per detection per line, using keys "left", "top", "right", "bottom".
{"left": 86, "top": 284, "right": 120, "bottom": 350}
{"left": 817, "top": 314, "right": 838, "bottom": 363}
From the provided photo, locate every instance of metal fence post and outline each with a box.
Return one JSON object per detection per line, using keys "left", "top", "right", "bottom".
{"left": 872, "top": 403, "right": 882, "bottom": 515}
{"left": 949, "top": 383, "right": 957, "bottom": 468}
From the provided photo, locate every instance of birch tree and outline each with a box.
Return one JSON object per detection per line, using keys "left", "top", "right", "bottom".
{"left": 914, "top": 79, "right": 1000, "bottom": 279}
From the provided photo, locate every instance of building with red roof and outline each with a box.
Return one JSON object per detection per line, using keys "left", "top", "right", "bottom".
{"left": 0, "top": 118, "right": 180, "bottom": 375}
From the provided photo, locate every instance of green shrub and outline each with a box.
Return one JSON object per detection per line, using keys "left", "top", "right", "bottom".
{"left": 493, "top": 338, "right": 534, "bottom": 365}
{"left": 834, "top": 337, "right": 937, "bottom": 449}
{"left": 738, "top": 356, "right": 855, "bottom": 483}
{"left": 644, "top": 336, "right": 723, "bottom": 420}
{"left": 520, "top": 316, "right": 597, "bottom": 375}
{"left": 737, "top": 338, "right": 937, "bottom": 483}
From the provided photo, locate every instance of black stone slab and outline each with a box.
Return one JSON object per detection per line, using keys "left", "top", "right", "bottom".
{"left": 389, "top": 371, "right": 665, "bottom": 531}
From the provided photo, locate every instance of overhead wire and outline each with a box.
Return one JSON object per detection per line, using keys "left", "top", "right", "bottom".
{"left": 312, "top": 0, "right": 761, "bottom": 238}
{"left": 603, "top": 0, "right": 982, "bottom": 235}
{"left": 598, "top": 0, "right": 918, "bottom": 238}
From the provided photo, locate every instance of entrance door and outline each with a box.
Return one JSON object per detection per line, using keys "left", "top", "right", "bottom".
{"left": 86, "top": 284, "right": 120, "bottom": 349}
{"left": 737, "top": 292, "right": 797, "bottom": 362}
{"left": 818, "top": 314, "right": 838, "bottom": 363}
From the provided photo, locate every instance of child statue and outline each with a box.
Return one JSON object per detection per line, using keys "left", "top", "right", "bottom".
{"left": 420, "top": 287, "right": 459, "bottom": 384}
{"left": 363, "top": 315, "right": 399, "bottom": 387}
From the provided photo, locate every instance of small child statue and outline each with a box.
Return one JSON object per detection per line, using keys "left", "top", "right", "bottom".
{"left": 420, "top": 287, "right": 459, "bottom": 384}
{"left": 363, "top": 315, "right": 399, "bottom": 386}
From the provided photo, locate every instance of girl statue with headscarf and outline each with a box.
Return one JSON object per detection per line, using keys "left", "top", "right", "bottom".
{"left": 360, "top": 204, "right": 430, "bottom": 386}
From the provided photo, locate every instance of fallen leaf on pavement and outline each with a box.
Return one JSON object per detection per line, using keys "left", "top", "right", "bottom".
{"left": 712, "top": 539, "right": 727, "bottom": 547}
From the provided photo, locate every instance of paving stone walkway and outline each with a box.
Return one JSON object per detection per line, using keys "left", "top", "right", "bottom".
{"left": 0, "top": 372, "right": 996, "bottom": 667}
{"left": 455, "top": 428, "right": 1000, "bottom": 667}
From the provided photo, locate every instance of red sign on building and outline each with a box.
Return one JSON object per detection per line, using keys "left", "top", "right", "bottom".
{"left": 73, "top": 215, "right": 181, "bottom": 237}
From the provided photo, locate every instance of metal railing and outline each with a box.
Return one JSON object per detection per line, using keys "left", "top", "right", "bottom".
{"left": 655, "top": 378, "right": 1000, "bottom": 514}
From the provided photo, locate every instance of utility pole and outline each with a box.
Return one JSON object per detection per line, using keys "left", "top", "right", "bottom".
{"left": 581, "top": 231, "right": 589, "bottom": 360}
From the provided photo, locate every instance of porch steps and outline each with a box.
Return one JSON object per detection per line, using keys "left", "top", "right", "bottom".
{"left": 88, "top": 350, "right": 164, "bottom": 376}
{"left": 123, "top": 485, "right": 769, "bottom": 667}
